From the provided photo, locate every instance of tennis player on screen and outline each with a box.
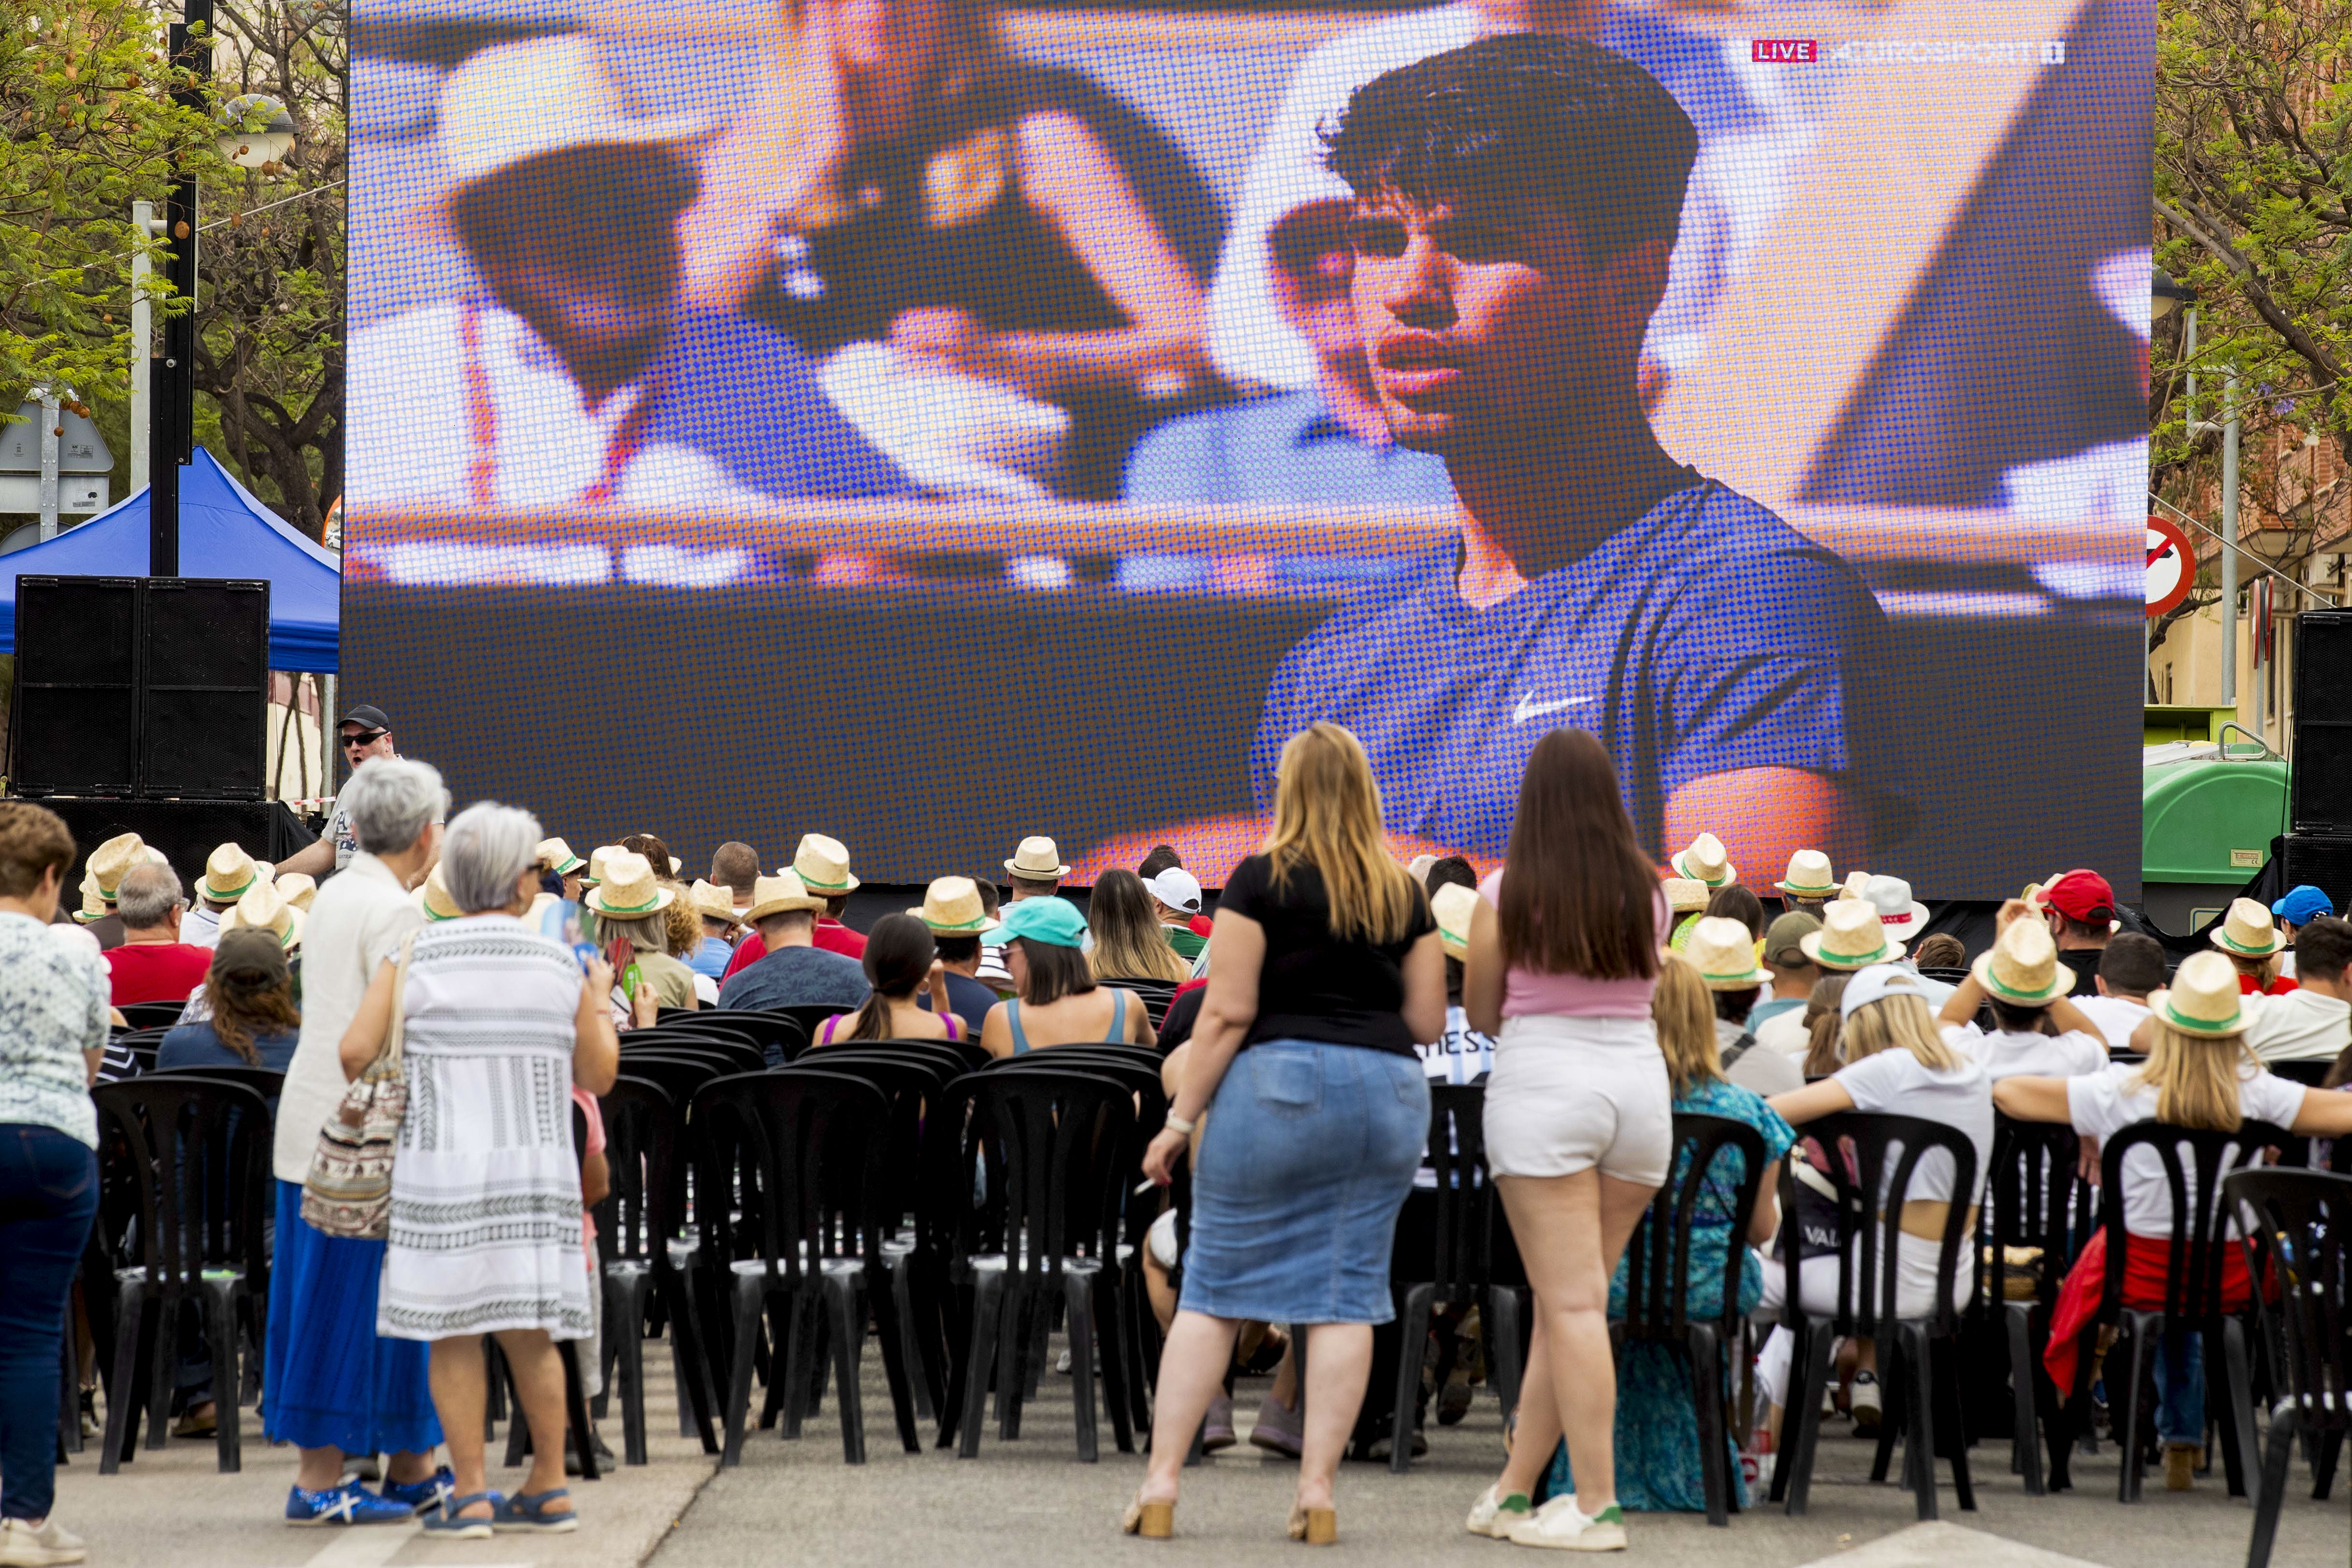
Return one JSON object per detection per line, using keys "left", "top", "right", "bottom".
{"left": 1244, "top": 33, "right": 1901, "bottom": 873}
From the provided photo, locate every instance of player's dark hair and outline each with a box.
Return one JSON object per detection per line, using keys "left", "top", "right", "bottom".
{"left": 2097, "top": 932, "right": 2167, "bottom": 997}
{"left": 1321, "top": 33, "right": 1697, "bottom": 260}
{"left": 1497, "top": 728, "right": 1658, "bottom": 982}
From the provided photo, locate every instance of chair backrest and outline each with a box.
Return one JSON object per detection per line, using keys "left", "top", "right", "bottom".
{"left": 1408, "top": 1083, "right": 1499, "bottom": 1300}
{"left": 1776, "top": 1110, "right": 1980, "bottom": 1336}
{"left": 768, "top": 1003, "right": 853, "bottom": 1045}
{"left": 644, "top": 1012, "right": 766, "bottom": 1049}
{"left": 91, "top": 1076, "right": 272, "bottom": 1288}
{"left": 611, "top": 1053, "right": 730, "bottom": 1114}
{"left": 624, "top": 1032, "right": 767, "bottom": 1077}
{"left": 777, "top": 1051, "right": 946, "bottom": 1221}
{"left": 2222, "top": 1166, "right": 2352, "bottom": 1436}
{"left": 983, "top": 1052, "right": 1169, "bottom": 1138}
{"left": 859, "top": 1034, "right": 992, "bottom": 1074}
{"left": 940, "top": 1068, "right": 1137, "bottom": 1280}
{"left": 2264, "top": 1059, "right": 2335, "bottom": 1088}
{"left": 1621, "top": 1112, "right": 1770, "bottom": 1341}
{"left": 1117, "top": 980, "right": 1179, "bottom": 1028}
{"left": 693, "top": 1068, "right": 892, "bottom": 1286}
{"left": 151, "top": 1063, "right": 285, "bottom": 1105}
{"left": 117, "top": 1000, "right": 192, "bottom": 1031}
{"left": 1914, "top": 967, "right": 1973, "bottom": 987}
{"left": 2096, "top": 1117, "right": 2293, "bottom": 1321}
{"left": 1983, "top": 1113, "right": 2096, "bottom": 1312}
{"left": 597, "top": 1077, "right": 685, "bottom": 1267}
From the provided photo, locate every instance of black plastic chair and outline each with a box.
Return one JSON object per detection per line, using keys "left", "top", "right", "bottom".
{"left": 609, "top": 1053, "right": 731, "bottom": 1113}
{"left": 2053, "top": 1117, "right": 2292, "bottom": 1502}
{"left": 2223, "top": 1167, "right": 2352, "bottom": 1568}
{"left": 149, "top": 1064, "right": 285, "bottom": 1107}
{"left": 1980, "top": 1114, "right": 2097, "bottom": 1494}
{"left": 1112, "top": 980, "right": 1178, "bottom": 1029}
{"left": 91, "top": 1077, "right": 272, "bottom": 1474}
{"left": 624, "top": 1033, "right": 767, "bottom": 1078}
{"left": 697, "top": 1069, "right": 922, "bottom": 1465}
{"left": 1767, "top": 1111, "right": 1980, "bottom": 1521}
{"left": 927, "top": 1068, "right": 1141, "bottom": 1461}
{"left": 1382, "top": 1084, "right": 1526, "bottom": 1473}
{"left": 595, "top": 1078, "right": 719, "bottom": 1463}
{"left": 643, "top": 1013, "right": 770, "bottom": 1056}
{"left": 807, "top": 1035, "right": 978, "bottom": 1080}
{"left": 116, "top": 1001, "right": 192, "bottom": 1031}
{"left": 1612, "top": 1113, "right": 1771, "bottom": 1523}
{"left": 769, "top": 1004, "right": 855, "bottom": 1050}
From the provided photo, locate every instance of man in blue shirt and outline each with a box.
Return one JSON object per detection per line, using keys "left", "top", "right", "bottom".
{"left": 1126, "top": 198, "right": 1453, "bottom": 507}
{"left": 1252, "top": 35, "right": 1898, "bottom": 871}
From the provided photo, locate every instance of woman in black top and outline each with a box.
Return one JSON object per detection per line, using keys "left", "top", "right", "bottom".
{"left": 1130, "top": 723, "right": 1444, "bottom": 1544}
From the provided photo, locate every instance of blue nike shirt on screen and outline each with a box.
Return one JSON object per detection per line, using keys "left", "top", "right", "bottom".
{"left": 1250, "top": 474, "right": 1894, "bottom": 856}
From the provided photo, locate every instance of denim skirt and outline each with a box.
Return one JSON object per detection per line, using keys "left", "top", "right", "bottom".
{"left": 1178, "top": 1039, "right": 1429, "bottom": 1325}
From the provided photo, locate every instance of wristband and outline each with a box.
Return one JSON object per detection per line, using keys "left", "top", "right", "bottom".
{"left": 1164, "top": 1113, "right": 1196, "bottom": 1136}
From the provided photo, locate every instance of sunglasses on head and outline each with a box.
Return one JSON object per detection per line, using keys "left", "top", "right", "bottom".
{"left": 341, "top": 728, "right": 387, "bottom": 747}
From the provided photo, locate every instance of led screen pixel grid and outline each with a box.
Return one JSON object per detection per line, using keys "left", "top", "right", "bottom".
{"left": 346, "top": 0, "right": 2150, "bottom": 897}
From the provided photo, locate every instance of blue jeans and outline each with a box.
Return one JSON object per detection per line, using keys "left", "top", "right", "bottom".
{"left": 2153, "top": 1330, "right": 2204, "bottom": 1445}
{"left": 0, "top": 1125, "right": 100, "bottom": 1521}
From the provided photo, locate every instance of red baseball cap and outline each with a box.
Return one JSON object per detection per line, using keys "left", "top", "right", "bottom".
{"left": 2043, "top": 870, "right": 2115, "bottom": 924}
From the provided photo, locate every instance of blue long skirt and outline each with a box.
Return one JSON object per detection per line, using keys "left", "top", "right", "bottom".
{"left": 262, "top": 1179, "right": 443, "bottom": 1455}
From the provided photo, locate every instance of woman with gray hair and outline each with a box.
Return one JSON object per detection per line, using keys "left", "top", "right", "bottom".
{"left": 264, "top": 755, "right": 453, "bottom": 1527}
{"left": 338, "top": 802, "right": 618, "bottom": 1537}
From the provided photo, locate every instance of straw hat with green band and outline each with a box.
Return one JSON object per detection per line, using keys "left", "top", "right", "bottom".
{"left": 415, "top": 863, "right": 464, "bottom": 921}
{"left": 1799, "top": 899, "right": 1906, "bottom": 972}
{"left": 537, "top": 836, "right": 586, "bottom": 876}
{"left": 1687, "top": 917, "right": 1771, "bottom": 989}
{"left": 1431, "top": 883, "right": 1477, "bottom": 962}
{"left": 579, "top": 845, "right": 623, "bottom": 888}
{"left": 1969, "top": 918, "right": 2073, "bottom": 1006}
{"left": 1669, "top": 832, "right": 1736, "bottom": 889}
{"left": 2209, "top": 897, "right": 2286, "bottom": 959}
{"left": 909, "top": 876, "right": 1000, "bottom": 935}
{"left": 2150, "top": 950, "right": 2248, "bottom": 1036}
{"left": 88, "top": 833, "right": 146, "bottom": 900}
{"left": 221, "top": 881, "right": 304, "bottom": 949}
{"left": 584, "top": 851, "right": 677, "bottom": 918}
{"left": 743, "top": 870, "right": 826, "bottom": 922}
{"left": 1773, "top": 849, "right": 1838, "bottom": 899}
{"left": 792, "top": 833, "right": 860, "bottom": 894}
{"left": 200, "top": 843, "right": 262, "bottom": 904}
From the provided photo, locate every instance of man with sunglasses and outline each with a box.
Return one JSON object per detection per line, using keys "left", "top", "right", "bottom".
{"left": 278, "top": 706, "right": 443, "bottom": 884}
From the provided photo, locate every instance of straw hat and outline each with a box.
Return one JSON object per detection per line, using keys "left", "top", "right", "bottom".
{"left": 1431, "top": 883, "right": 1478, "bottom": 962}
{"left": 791, "top": 833, "right": 860, "bottom": 896}
{"left": 583, "top": 851, "right": 677, "bottom": 918}
{"left": 2209, "top": 897, "right": 2286, "bottom": 959}
{"left": 688, "top": 880, "right": 743, "bottom": 928}
{"left": 1971, "top": 918, "right": 2073, "bottom": 1006}
{"left": 2150, "top": 950, "right": 2249, "bottom": 1037}
{"left": 1669, "top": 833, "right": 1736, "bottom": 888}
{"left": 1855, "top": 875, "right": 1930, "bottom": 941}
{"left": 198, "top": 843, "right": 262, "bottom": 905}
{"left": 580, "top": 845, "right": 623, "bottom": 888}
{"left": 537, "top": 836, "right": 586, "bottom": 876}
{"left": 221, "top": 881, "right": 304, "bottom": 949}
{"left": 743, "top": 870, "right": 826, "bottom": 922}
{"left": 412, "top": 863, "right": 464, "bottom": 921}
{"left": 1662, "top": 877, "right": 1712, "bottom": 914}
{"left": 1005, "top": 835, "right": 1070, "bottom": 880}
{"left": 908, "top": 876, "right": 1000, "bottom": 935}
{"left": 1687, "top": 917, "right": 1771, "bottom": 989}
{"left": 1773, "top": 849, "right": 1839, "bottom": 900}
{"left": 72, "top": 868, "right": 107, "bottom": 923}
{"left": 1800, "top": 899, "right": 1907, "bottom": 971}
{"left": 1406, "top": 853, "right": 1439, "bottom": 884}
{"left": 88, "top": 833, "right": 146, "bottom": 900}
{"left": 273, "top": 872, "right": 318, "bottom": 912}
{"left": 436, "top": 35, "right": 715, "bottom": 190}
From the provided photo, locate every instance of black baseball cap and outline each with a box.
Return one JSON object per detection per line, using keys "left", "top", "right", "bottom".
{"left": 338, "top": 704, "right": 392, "bottom": 733}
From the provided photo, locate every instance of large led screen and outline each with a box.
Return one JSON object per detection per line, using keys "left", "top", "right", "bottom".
{"left": 346, "top": 0, "right": 2149, "bottom": 896}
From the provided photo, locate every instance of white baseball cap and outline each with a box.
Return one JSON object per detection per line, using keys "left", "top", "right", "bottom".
{"left": 1147, "top": 866, "right": 1204, "bottom": 915}
{"left": 1840, "top": 963, "right": 1928, "bottom": 1019}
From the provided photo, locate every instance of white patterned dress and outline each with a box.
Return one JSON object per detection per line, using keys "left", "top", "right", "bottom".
{"left": 377, "top": 916, "right": 594, "bottom": 1341}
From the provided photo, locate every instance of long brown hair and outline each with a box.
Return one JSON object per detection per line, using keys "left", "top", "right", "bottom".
{"left": 1263, "top": 724, "right": 1422, "bottom": 944}
{"left": 1651, "top": 952, "right": 1723, "bottom": 1095}
{"left": 208, "top": 931, "right": 300, "bottom": 1066}
{"left": 1498, "top": 729, "right": 1658, "bottom": 980}
{"left": 1086, "top": 870, "right": 1190, "bottom": 984}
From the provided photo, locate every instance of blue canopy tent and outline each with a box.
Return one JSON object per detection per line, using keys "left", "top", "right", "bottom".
{"left": 0, "top": 449, "right": 340, "bottom": 671}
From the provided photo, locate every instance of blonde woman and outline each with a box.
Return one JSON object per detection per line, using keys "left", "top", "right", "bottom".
{"left": 1133, "top": 724, "right": 1443, "bottom": 1544}
{"left": 1995, "top": 949, "right": 2352, "bottom": 1490}
{"left": 1086, "top": 869, "right": 1191, "bottom": 987}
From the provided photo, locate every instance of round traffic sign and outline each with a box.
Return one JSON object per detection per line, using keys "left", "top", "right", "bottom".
{"left": 2147, "top": 514, "right": 2195, "bottom": 618}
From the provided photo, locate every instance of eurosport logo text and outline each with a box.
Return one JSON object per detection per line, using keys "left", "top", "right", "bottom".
{"left": 1749, "top": 39, "right": 2068, "bottom": 66}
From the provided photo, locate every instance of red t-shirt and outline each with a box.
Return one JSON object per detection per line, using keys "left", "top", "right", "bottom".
{"left": 719, "top": 918, "right": 868, "bottom": 982}
{"left": 105, "top": 942, "right": 213, "bottom": 1005}
{"left": 2239, "top": 974, "right": 2299, "bottom": 996}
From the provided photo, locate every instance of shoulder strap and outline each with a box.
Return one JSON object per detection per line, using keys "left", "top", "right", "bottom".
{"left": 1719, "top": 1031, "right": 1755, "bottom": 1070}
{"left": 382, "top": 932, "right": 419, "bottom": 1074}
{"left": 1111, "top": 989, "right": 1127, "bottom": 1039}
{"left": 1007, "top": 999, "right": 1028, "bottom": 1054}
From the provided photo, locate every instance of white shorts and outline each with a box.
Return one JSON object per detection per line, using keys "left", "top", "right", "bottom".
{"left": 1480, "top": 1015, "right": 1672, "bottom": 1186}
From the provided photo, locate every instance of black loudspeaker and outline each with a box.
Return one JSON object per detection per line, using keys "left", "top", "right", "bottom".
{"left": 2282, "top": 835, "right": 2352, "bottom": 906}
{"left": 2293, "top": 610, "right": 2352, "bottom": 834}
{"left": 9, "top": 576, "right": 269, "bottom": 800}
{"left": 140, "top": 579, "right": 271, "bottom": 799}
{"left": 10, "top": 577, "right": 142, "bottom": 795}
{"left": 43, "top": 798, "right": 317, "bottom": 887}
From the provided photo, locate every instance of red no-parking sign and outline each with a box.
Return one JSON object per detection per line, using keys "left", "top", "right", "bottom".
{"left": 2147, "top": 514, "right": 2195, "bottom": 618}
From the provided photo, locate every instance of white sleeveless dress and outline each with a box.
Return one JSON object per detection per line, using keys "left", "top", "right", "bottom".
{"left": 376, "top": 915, "right": 594, "bottom": 1342}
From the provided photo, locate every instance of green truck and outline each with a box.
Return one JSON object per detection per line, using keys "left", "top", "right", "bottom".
{"left": 2141, "top": 716, "right": 2289, "bottom": 934}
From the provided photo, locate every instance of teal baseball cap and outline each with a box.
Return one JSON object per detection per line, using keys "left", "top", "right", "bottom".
{"left": 982, "top": 895, "right": 1089, "bottom": 949}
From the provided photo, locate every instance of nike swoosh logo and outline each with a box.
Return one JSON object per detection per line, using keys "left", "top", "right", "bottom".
{"left": 1512, "top": 692, "right": 1592, "bottom": 725}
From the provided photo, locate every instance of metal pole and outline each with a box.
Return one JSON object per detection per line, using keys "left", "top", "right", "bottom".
{"left": 129, "top": 199, "right": 153, "bottom": 494}
{"left": 37, "top": 388, "right": 60, "bottom": 540}
{"left": 2221, "top": 370, "right": 2239, "bottom": 708}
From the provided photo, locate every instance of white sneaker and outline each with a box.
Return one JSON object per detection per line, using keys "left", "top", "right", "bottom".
{"left": 1465, "top": 1484, "right": 1534, "bottom": 1539}
{"left": 0, "top": 1518, "right": 89, "bottom": 1567}
{"left": 1506, "top": 1497, "right": 1627, "bottom": 1552}
{"left": 1850, "top": 1370, "right": 1883, "bottom": 1432}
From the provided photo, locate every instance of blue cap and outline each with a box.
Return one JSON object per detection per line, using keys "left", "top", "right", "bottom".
{"left": 2273, "top": 885, "right": 2335, "bottom": 926}
{"left": 981, "top": 895, "right": 1089, "bottom": 949}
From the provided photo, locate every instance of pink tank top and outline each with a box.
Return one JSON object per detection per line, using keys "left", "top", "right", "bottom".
{"left": 1480, "top": 869, "right": 1671, "bottom": 1020}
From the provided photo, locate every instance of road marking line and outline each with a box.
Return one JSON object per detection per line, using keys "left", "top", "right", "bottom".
{"left": 298, "top": 1523, "right": 419, "bottom": 1568}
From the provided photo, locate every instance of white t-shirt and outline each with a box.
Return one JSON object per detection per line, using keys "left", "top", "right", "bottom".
{"left": 2073, "top": 994, "right": 2151, "bottom": 1051}
{"left": 2242, "top": 988, "right": 2352, "bottom": 1064}
{"left": 1414, "top": 1005, "right": 1494, "bottom": 1189}
{"left": 1942, "top": 1021, "right": 2108, "bottom": 1083}
{"left": 182, "top": 903, "right": 227, "bottom": 950}
{"left": 2065, "top": 1061, "right": 2307, "bottom": 1238}
{"left": 321, "top": 766, "right": 446, "bottom": 872}
{"left": 1757, "top": 1004, "right": 1811, "bottom": 1061}
{"left": 1831, "top": 1046, "right": 1994, "bottom": 1206}
{"left": 1717, "top": 1017, "right": 1803, "bottom": 1094}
